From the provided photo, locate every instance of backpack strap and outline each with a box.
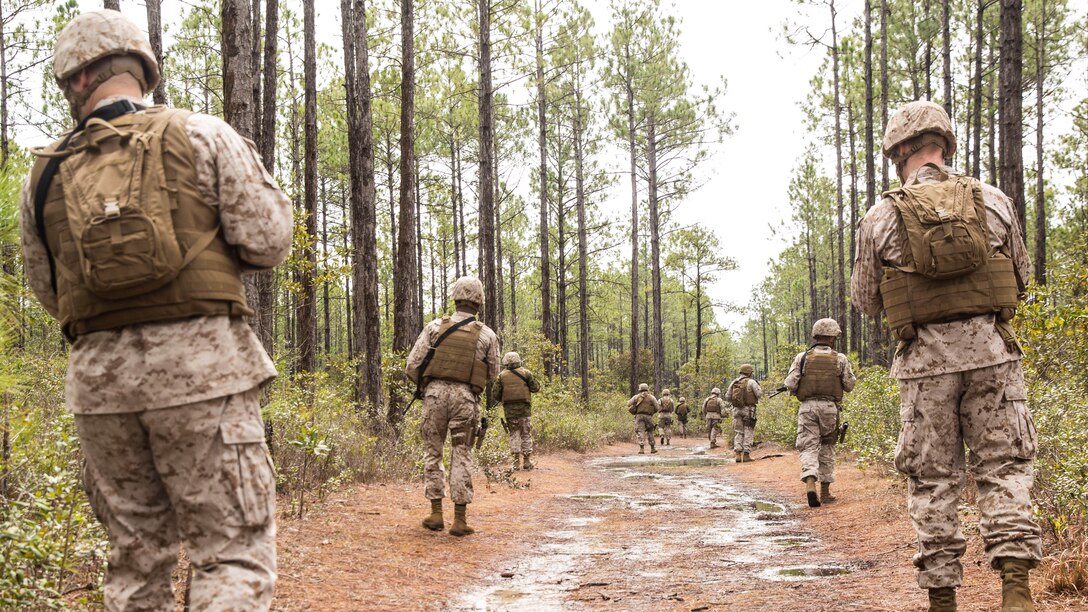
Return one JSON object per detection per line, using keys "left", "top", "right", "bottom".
{"left": 509, "top": 368, "right": 531, "bottom": 386}
{"left": 413, "top": 316, "right": 478, "bottom": 397}
{"left": 34, "top": 99, "right": 146, "bottom": 293}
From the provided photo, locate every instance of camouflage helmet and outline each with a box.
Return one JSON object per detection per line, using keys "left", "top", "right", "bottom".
{"left": 678, "top": 397, "right": 686, "bottom": 403}
{"left": 502, "top": 351, "right": 522, "bottom": 367}
{"left": 54, "top": 11, "right": 160, "bottom": 109}
{"left": 638, "top": 383, "right": 649, "bottom": 392}
{"left": 812, "top": 318, "right": 842, "bottom": 338}
{"left": 882, "top": 100, "right": 957, "bottom": 162}
{"left": 711, "top": 387, "right": 721, "bottom": 396}
{"left": 661, "top": 388, "right": 671, "bottom": 396}
{"left": 451, "top": 276, "right": 485, "bottom": 305}
{"left": 739, "top": 364, "right": 754, "bottom": 376}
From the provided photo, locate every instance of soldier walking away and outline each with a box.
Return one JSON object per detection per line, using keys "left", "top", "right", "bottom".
{"left": 785, "top": 319, "right": 856, "bottom": 508}
{"left": 627, "top": 383, "right": 660, "bottom": 454}
{"left": 728, "top": 365, "right": 763, "bottom": 463}
{"left": 676, "top": 396, "right": 690, "bottom": 438}
{"left": 852, "top": 100, "right": 1040, "bottom": 611}
{"left": 701, "top": 388, "right": 725, "bottom": 449}
{"left": 658, "top": 388, "right": 675, "bottom": 446}
{"left": 493, "top": 351, "right": 541, "bottom": 471}
{"left": 406, "top": 276, "right": 500, "bottom": 537}
{"left": 19, "top": 10, "right": 293, "bottom": 609}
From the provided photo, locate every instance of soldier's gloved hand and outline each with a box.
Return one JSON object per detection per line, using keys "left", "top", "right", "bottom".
{"left": 479, "top": 416, "right": 489, "bottom": 430}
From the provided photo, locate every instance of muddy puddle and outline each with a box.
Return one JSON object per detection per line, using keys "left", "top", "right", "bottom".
{"left": 460, "top": 448, "right": 856, "bottom": 610}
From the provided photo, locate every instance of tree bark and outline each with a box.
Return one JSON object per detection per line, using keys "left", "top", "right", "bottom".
{"left": 647, "top": 114, "right": 664, "bottom": 394}
{"left": 103, "top": 0, "right": 119, "bottom": 10}
{"left": 865, "top": 0, "right": 875, "bottom": 212}
{"left": 1034, "top": 0, "right": 1046, "bottom": 283}
{"left": 393, "top": 0, "right": 420, "bottom": 393}
{"left": 477, "top": 0, "right": 498, "bottom": 330}
{"left": 342, "top": 0, "right": 383, "bottom": 414}
{"left": 999, "top": 0, "right": 1026, "bottom": 239}
{"left": 297, "top": 0, "right": 318, "bottom": 375}
{"left": 973, "top": 0, "right": 985, "bottom": 178}
{"left": 146, "top": 0, "right": 168, "bottom": 104}
{"left": 624, "top": 37, "right": 640, "bottom": 396}
{"left": 880, "top": 0, "right": 889, "bottom": 191}
{"left": 574, "top": 88, "right": 590, "bottom": 403}
{"left": 535, "top": 3, "right": 554, "bottom": 366}
{"left": 830, "top": 0, "right": 846, "bottom": 339}
{"left": 942, "top": 0, "right": 953, "bottom": 122}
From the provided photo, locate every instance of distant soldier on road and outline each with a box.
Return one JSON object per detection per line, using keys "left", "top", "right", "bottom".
{"left": 701, "top": 388, "right": 725, "bottom": 449}
{"left": 658, "top": 388, "right": 675, "bottom": 446}
{"left": 19, "top": 10, "right": 293, "bottom": 609}
{"left": 493, "top": 351, "right": 541, "bottom": 471}
{"left": 785, "top": 319, "right": 856, "bottom": 508}
{"left": 676, "top": 396, "right": 690, "bottom": 438}
{"left": 627, "top": 383, "right": 660, "bottom": 455}
{"left": 728, "top": 365, "right": 762, "bottom": 463}
{"left": 406, "top": 276, "right": 501, "bottom": 537}
{"left": 852, "top": 100, "right": 1039, "bottom": 611}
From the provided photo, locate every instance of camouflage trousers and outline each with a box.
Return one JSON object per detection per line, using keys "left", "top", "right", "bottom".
{"left": 634, "top": 414, "right": 656, "bottom": 448}
{"left": 895, "top": 360, "right": 1042, "bottom": 589}
{"left": 421, "top": 384, "right": 479, "bottom": 505}
{"left": 658, "top": 414, "right": 673, "bottom": 442}
{"left": 507, "top": 416, "right": 533, "bottom": 455}
{"left": 733, "top": 407, "right": 755, "bottom": 452}
{"left": 796, "top": 400, "right": 839, "bottom": 483}
{"left": 74, "top": 388, "right": 276, "bottom": 611}
{"left": 677, "top": 415, "right": 688, "bottom": 437}
{"left": 705, "top": 413, "right": 723, "bottom": 445}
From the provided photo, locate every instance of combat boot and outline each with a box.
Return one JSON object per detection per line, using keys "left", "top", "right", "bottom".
{"left": 735, "top": 451, "right": 743, "bottom": 463}
{"left": 660, "top": 435, "right": 665, "bottom": 446}
{"left": 422, "top": 498, "right": 444, "bottom": 531}
{"left": 449, "top": 504, "right": 475, "bottom": 537}
{"left": 998, "top": 557, "right": 1034, "bottom": 612}
{"left": 927, "top": 587, "right": 956, "bottom": 611}
{"left": 522, "top": 453, "right": 534, "bottom": 470}
{"left": 804, "top": 476, "right": 820, "bottom": 508}
{"left": 639, "top": 445, "right": 645, "bottom": 455}
{"left": 511, "top": 453, "right": 522, "bottom": 471}
{"left": 650, "top": 445, "right": 658, "bottom": 454}
{"left": 742, "top": 452, "right": 752, "bottom": 463}
{"left": 820, "top": 482, "right": 836, "bottom": 504}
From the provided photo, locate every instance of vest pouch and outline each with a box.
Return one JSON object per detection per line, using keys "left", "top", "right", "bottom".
{"left": 79, "top": 206, "right": 182, "bottom": 298}
{"left": 919, "top": 220, "right": 987, "bottom": 280}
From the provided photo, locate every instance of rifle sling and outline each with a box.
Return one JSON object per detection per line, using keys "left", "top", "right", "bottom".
{"left": 509, "top": 368, "right": 531, "bottom": 387}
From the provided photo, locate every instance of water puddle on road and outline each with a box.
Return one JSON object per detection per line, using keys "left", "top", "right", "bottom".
{"left": 460, "top": 448, "right": 855, "bottom": 610}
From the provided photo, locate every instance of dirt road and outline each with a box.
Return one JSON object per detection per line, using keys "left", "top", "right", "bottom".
{"left": 273, "top": 437, "right": 1081, "bottom": 611}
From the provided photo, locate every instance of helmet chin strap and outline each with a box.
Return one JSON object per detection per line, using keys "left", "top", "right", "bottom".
{"left": 66, "top": 55, "right": 147, "bottom": 120}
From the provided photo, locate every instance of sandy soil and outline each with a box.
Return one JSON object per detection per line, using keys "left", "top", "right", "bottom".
{"left": 273, "top": 437, "right": 1086, "bottom": 611}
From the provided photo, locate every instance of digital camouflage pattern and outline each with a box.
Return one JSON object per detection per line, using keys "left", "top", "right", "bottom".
{"left": 20, "top": 97, "right": 292, "bottom": 414}
{"left": 881, "top": 100, "right": 957, "bottom": 159}
{"left": 406, "top": 310, "right": 500, "bottom": 505}
{"left": 634, "top": 414, "right": 657, "bottom": 449}
{"left": 53, "top": 10, "right": 160, "bottom": 90}
{"left": 785, "top": 346, "right": 856, "bottom": 483}
{"left": 506, "top": 416, "right": 532, "bottom": 455}
{"left": 852, "top": 164, "right": 1031, "bottom": 380}
{"left": 76, "top": 388, "right": 276, "bottom": 610}
{"left": 702, "top": 394, "right": 724, "bottom": 446}
{"left": 731, "top": 378, "right": 761, "bottom": 453}
{"left": 896, "top": 360, "right": 1041, "bottom": 588}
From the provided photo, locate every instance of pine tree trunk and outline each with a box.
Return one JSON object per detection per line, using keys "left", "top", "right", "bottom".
{"left": 942, "top": 0, "right": 953, "bottom": 125}
{"left": 647, "top": 115, "right": 664, "bottom": 394}
{"left": 830, "top": 0, "right": 846, "bottom": 338}
{"left": 864, "top": 0, "right": 876, "bottom": 214}
{"left": 393, "top": 0, "right": 419, "bottom": 364}
{"left": 1034, "top": 0, "right": 1046, "bottom": 283}
{"left": 342, "top": 0, "right": 383, "bottom": 414}
{"left": 973, "top": 0, "right": 984, "bottom": 178}
{"left": 146, "top": 0, "right": 167, "bottom": 104}
{"left": 103, "top": 0, "right": 119, "bottom": 10}
{"left": 535, "top": 4, "right": 554, "bottom": 367}
{"left": 477, "top": 0, "right": 498, "bottom": 330}
{"left": 624, "top": 40, "right": 640, "bottom": 396}
{"left": 298, "top": 0, "right": 318, "bottom": 375}
{"left": 999, "top": 0, "right": 1026, "bottom": 239}
{"left": 575, "top": 90, "right": 590, "bottom": 401}
{"left": 880, "top": 0, "right": 890, "bottom": 191}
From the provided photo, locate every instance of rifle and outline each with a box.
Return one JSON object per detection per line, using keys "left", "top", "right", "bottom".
{"left": 500, "top": 418, "right": 510, "bottom": 434}
{"left": 767, "top": 385, "right": 789, "bottom": 399}
{"left": 401, "top": 316, "right": 479, "bottom": 418}
{"left": 474, "top": 415, "right": 489, "bottom": 450}
{"left": 837, "top": 421, "right": 849, "bottom": 444}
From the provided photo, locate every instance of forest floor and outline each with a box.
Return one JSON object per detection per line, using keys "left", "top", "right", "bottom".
{"left": 272, "top": 437, "right": 1086, "bottom": 611}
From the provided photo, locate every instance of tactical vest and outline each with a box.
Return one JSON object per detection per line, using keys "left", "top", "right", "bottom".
{"left": 795, "top": 350, "right": 844, "bottom": 402}
{"left": 32, "top": 106, "right": 250, "bottom": 338}
{"left": 658, "top": 397, "right": 674, "bottom": 414}
{"left": 633, "top": 392, "right": 656, "bottom": 415}
{"left": 422, "top": 317, "right": 488, "bottom": 393}
{"left": 498, "top": 368, "right": 532, "bottom": 403}
{"left": 879, "top": 172, "right": 1020, "bottom": 342}
{"left": 676, "top": 401, "right": 689, "bottom": 417}
{"left": 730, "top": 377, "right": 757, "bottom": 407}
{"left": 704, "top": 396, "right": 723, "bottom": 414}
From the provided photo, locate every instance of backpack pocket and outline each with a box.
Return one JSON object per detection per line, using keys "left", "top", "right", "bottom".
{"left": 80, "top": 206, "right": 181, "bottom": 297}
{"left": 920, "top": 220, "right": 987, "bottom": 279}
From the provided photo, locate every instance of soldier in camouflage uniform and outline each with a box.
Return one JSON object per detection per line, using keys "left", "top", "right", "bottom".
{"left": 675, "top": 396, "right": 689, "bottom": 438}
{"left": 406, "top": 276, "right": 500, "bottom": 536}
{"left": 728, "top": 365, "right": 762, "bottom": 463}
{"left": 19, "top": 11, "right": 293, "bottom": 610}
{"left": 852, "top": 101, "right": 1040, "bottom": 611}
{"left": 785, "top": 318, "right": 856, "bottom": 508}
{"left": 492, "top": 351, "right": 541, "bottom": 471}
{"left": 702, "top": 388, "right": 725, "bottom": 448}
{"left": 657, "top": 388, "right": 675, "bottom": 446}
{"left": 627, "top": 383, "right": 659, "bottom": 454}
